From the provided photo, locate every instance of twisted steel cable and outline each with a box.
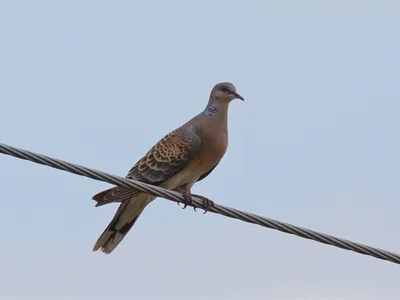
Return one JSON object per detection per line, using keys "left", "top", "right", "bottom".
{"left": 0, "top": 142, "right": 399, "bottom": 265}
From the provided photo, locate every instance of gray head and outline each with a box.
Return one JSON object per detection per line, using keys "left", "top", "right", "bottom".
{"left": 209, "top": 82, "right": 244, "bottom": 103}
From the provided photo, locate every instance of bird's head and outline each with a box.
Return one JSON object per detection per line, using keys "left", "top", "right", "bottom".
{"left": 209, "top": 82, "right": 244, "bottom": 103}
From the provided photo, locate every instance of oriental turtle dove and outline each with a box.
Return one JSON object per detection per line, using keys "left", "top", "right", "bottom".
{"left": 92, "top": 82, "right": 244, "bottom": 254}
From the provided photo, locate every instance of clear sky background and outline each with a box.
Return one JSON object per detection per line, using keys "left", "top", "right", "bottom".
{"left": 0, "top": 1, "right": 399, "bottom": 299}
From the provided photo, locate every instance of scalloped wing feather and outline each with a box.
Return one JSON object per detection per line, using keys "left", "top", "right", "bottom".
{"left": 127, "top": 128, "right": 201, "bottom": 184}
{"left": 92, "top": 128, "right": 201, "bottom": 205}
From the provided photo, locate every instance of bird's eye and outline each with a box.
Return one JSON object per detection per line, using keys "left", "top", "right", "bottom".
{"left": 221, "top": 87, "right": 229, "bottom": 93}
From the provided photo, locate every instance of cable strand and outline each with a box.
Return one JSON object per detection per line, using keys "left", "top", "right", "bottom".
{"left": 0, "top": 142, "right": 399, "bottom": 265}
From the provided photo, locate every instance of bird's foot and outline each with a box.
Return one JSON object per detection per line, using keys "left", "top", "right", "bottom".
{"left": 191, "top": 194, "right": 214, "bottom": 214}
{"left": 172, "top": 188, "right": 214, "bottom": 213}
{"left": 173, "top": 187, "right": 193, "bottom": 209}
{"left": 180, "top": 191, "right": 194, "bottom": 209}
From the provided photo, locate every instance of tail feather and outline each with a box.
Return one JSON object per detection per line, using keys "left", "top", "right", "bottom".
{"left": 92, "top": 186, "right": 139, "bottom": 207}
{"left": 92, "top": 188, "right": 113, "bottom": 202}
{"left": 93, "top": 192, "right": 155, "bottom": 254}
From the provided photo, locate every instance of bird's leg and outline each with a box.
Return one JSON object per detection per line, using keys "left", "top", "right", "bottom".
{"left": 191, "top": 194, "right": 214, "bottom": 214}
{"left": 172, "top": 186, "right": 193, "bottom": 209}
{"left": 172, "top": 186, "right": 214, "bottom": 213}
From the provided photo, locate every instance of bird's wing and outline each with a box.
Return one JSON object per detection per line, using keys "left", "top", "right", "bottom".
{"left": 93, "top": 127, "right": 201, "bottom": 205}
{"left": 127, "top": 128, "right": 201, "bottom": 183}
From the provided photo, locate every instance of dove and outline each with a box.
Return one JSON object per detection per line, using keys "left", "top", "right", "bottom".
{"left": 92, "top": 82, "right": 244, "bottom": 254}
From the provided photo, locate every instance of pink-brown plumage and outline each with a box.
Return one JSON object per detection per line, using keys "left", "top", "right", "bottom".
{"left": 92, "top": 82, "right": 243, "bottom": 254}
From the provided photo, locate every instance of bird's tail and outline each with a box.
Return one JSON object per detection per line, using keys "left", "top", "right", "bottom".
{"left": 93, "top": 192, "right": 155, "bottom": 254}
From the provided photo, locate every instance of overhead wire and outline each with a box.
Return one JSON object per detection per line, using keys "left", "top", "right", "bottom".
{"left": 0, "top": 142, "right": 399, "bottom": 265}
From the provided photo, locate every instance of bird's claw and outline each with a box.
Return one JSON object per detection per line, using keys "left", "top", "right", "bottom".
{"left": 192, "top": 194, "right": 214, "bottom": 214}
{"left": 180, "top": 191, "right": 193, "bottom": 209}
{"left": 176, "top": 190, "right": 214, "bottom": 213}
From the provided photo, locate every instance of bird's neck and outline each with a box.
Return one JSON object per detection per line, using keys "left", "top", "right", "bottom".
{"left": 202, "top": 100, "right": 229, "bottom": 116}
{"left": 201, "top": 101, "right": 229, "bottom": 131}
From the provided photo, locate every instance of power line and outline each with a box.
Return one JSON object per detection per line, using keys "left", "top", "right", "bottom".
{"left": 0, "top": 142, "right": 399, "bottom": 265}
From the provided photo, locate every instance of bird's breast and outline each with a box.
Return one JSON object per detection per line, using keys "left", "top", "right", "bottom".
{"left": 161, "top": 132, "right": 228, "bottom": 190}
{"left": 197, "top": 131, "right": 228, "bottom": 170}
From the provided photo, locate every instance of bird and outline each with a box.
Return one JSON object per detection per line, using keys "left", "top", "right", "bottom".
{"left": 92, "top": 82, "right": 244, "bottom": 254}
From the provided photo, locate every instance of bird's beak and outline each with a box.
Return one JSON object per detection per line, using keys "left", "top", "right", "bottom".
{"left": 233, "top": 92, "right": 244, "bottom": 101}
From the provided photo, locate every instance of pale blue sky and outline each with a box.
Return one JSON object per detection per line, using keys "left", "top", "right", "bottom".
{"left": 0, "top": 1, "right": 399, "bottom": 299}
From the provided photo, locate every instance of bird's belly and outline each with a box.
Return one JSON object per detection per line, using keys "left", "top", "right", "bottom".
{"left": 160, "top": 159, "right": 203, "bottom": 190}
{"left": 162, "top": 134, "right": 228, "bottom": 190}
{"left": 161, "top": 156, "right": 218, "bottom": 190}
